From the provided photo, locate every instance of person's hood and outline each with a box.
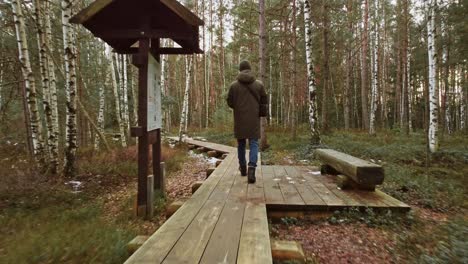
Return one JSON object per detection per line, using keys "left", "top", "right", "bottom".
{"left": 237, "top": 70, "right": 256, "bottom": 84}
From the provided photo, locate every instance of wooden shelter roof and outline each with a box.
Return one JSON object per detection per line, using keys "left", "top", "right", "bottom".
{"left": 70, "top": 0, "right": 204, "bottom": 54}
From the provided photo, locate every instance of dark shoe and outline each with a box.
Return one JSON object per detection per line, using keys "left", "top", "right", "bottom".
{"left": 248, "top": 166, "right": 256, "bottom": 183}
{"left": 239, "top": 165, "right": 247, "bottom": 176}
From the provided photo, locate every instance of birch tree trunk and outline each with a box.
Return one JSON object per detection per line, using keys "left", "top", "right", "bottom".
{"left": 45, "top": 0, "right": 60, "bottom": 156}
{"left": 62, "top": 0, "right": 78, "bottom": 176}
{"left": 427, "top": 0, "right": 439, "bottom": 152}
{"left": 461, "top": 68, "right": 467, "bottom": 132}
{"left": 12, "top": 0, "right": 46, "bottom": 166}
{"left": 122, "top": 55, "right": 130, "bottom": 136}
{"left": 408, "top": 51, "right": 413, "bottom": 132}
{"left": 179, "top": 56, "right": 193, "bottom": 142}
{"left": 106, "top": 45, "right": 127, "bottom": 147}
{"left": 34, "top": 0, "right": 59, "bottom": 172}
{"left": 369, "top": 0, "right": 379, "bottom": 135}
{"left": 94, "top": 54, "right": 105, "bottom": 150}
{"left": 304, "top": 0, "right": 320, "bottom": 145}
{"left": 259, "top": 0, "right": 269, "bottom": 149}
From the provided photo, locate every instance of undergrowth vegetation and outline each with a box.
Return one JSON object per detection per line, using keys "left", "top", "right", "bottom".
{"left": 0, "top": 142, "right": 189, "bottom": 263}
{"left": 193, "top": 125, "right": 467, "bottom": 262}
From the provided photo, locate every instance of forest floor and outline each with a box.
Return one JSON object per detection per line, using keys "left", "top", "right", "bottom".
{"left": 0, "top": 127, "right": 466, "bottom": 263}
{"left": 0, "top": 140, "right": 213, "bottom": 263}
{"left": 193, "top": 126, "right": 467, "bottom": 264}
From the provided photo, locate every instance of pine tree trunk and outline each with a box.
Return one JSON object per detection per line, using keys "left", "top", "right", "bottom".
{"left": 427, "top": 0, "right": 439, "bottom": 152}
{"left": 62, "top": 0, "right": 78, "bottom": 176}
{"left": 461, "top": 68, "right": 467, "bottom": 132}
{"left": 179, "top": 56, "right": 193, "bottom": 142}
{"left": 304, "top": 0, "right": 320, "bottom": 145}
{"left": 259, "top": 0, "right": 268, "bottom": 149}
{"left": 361, "top": 0, "right": 370, "bottom": 130}
{"left": 321, "top": 1, "right": 329, "bottom": 132}
{"left": 12, "top": 0, "right": 46, "bottom": 166}
{"left": 344, "top": 0, "right": 353, "bottom": 130}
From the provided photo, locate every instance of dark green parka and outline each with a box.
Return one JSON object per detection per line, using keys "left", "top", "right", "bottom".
{"left": 227, "top": 70, "right": 268, "bottom": 139}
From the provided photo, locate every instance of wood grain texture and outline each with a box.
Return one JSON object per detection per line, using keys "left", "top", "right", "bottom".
{"left": 126, "top": 139, "right": 410, "bottom": 263}
{"left": 237, "top": 202, "right": 272, "bottom": 264}
{"left": 316, "top": 148, "right": 384, "bottom": 185}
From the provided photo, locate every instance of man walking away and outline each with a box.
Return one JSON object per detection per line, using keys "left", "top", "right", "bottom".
{"left": 227, "top": 60, "right": 268, "bottom": 184}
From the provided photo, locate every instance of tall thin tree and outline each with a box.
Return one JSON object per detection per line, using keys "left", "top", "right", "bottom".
{"left": 304, "top": 0, "right": 320, "bottom": 145}
{"left": 259, "top": 0, "right": 269, "bottom": 149}
{"left": 427, "top": 0, "right": 439, "bottom": 152}
{"left": 12, "top": 0, "right": 46, "bottom": 166}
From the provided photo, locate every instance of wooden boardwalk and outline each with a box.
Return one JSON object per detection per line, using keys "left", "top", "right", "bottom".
{"left": 125, "top": 138, "right": 410, "bottom": 264}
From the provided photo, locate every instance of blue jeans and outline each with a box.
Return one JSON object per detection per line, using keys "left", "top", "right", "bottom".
{"left": 237, "top": 139, "right": 258, "bottom": 168}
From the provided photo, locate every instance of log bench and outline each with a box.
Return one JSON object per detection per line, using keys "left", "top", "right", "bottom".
{"left": 315, "top": 149, "right": 384, "bottom": 191}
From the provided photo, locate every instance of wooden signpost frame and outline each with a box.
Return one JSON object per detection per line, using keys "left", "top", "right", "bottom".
{"left": 129, "top": 33, "right": 164, "bottom": 218}
{"left": 70, "top": 0, "right": 204, "bottom": 219}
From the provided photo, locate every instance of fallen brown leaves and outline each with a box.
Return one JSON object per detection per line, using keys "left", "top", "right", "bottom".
{"left": 165, "top": 156, "right": 210, "bottom": 200}
{"left": 272, "top": 222, "right": 397, "bottom": 264}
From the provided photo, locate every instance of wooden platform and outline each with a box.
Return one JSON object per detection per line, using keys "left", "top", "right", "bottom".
{"left": 126, "top": 138, "right": 410, "bottom": 264}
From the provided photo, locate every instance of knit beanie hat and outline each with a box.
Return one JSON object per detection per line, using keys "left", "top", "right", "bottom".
{"left": 239, "top": 60, "right": 251, "bottom": 71}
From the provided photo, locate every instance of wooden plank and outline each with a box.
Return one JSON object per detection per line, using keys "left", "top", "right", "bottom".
{"left": 315, "top": 149, "right": 384, "bottom": 185}
{"left": 226, "top": 154, "right": 249, "bottom": 202}
{"left": 297, "top": 167, "right": 344, "bottom": 206}
{"left": 374, "top": 190, "right": 411, "bottom": 212}
{"left": 283, "top": 166, "right": 326, "bottom": 206}
{"left": 199, "top": 201, "right": 246, "bottom": 264}
{"left": 262, "top": 166, "right": 285, "bottom": 204}
{"left": 125, "top": 155, "right": 235, "bottom": 264}
{"left": 237, "top": 202, "right": 272, "bottom": 264}
{"left": 209, "top": 156, "right": 238, "bottom": 201}
{"left": 162, "top": 199, "right": 225, "bottom": 263}
{"left": 318, "top": 174, "right": 362, "bottom": 207}
{"left": 247, "top": 155, "right": 265, "bottom": 203}
{"left": 274, "top": 166, "right": 305, "bottom": 205}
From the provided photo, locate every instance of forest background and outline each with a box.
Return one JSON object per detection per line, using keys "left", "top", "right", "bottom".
{"left": 0, "top": 0, "right": 467, "bottom": 262}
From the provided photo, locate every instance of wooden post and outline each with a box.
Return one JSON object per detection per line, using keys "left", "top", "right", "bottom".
{"left": 136, "top": 37, "right": 150, "bottom": 217}
{"left": 147, "top": 174, "right": 154, "bottom": 218}
{"left": 159, "top": 161, "right": 166, "bottom": 196}
{"left": 153, "top": 129, "right": 162, "bottom": 190}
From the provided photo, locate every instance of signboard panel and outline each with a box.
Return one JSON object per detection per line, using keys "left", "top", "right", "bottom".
{"left": 147, "top": 53, "right": 162, "bottom": 131}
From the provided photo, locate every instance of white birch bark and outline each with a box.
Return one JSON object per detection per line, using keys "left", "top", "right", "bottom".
{"left": 179, "top": 56, "right": 192, "bottom": 142}
{"left": 408, "top": 51, "right": 413, "bottom": 132}
{"left": 94, "top": 77, "right": 105, "bottom": 150}
{"left": 160, "top": 40, "right": 168, "bottom": 129}
{"left": 34, "top": 0, "right": 59, "bottom": 172}
{"left": 45, "top": 0, "right": 59, "bottom": 158}
{"left": 369, "top": 0, "right": 379, "bottom": 135}
{"left": 461, "top": 68, "right": 466, "bottom": 131}
{"left": 427, "top": 0, "right": 439, "bottom": 152}
{"left": 131, "top": 66, "right": 138, "bottom": 126}
{"left": 122, "top": 55, "right": 130, "bottom": 135}
{"left": 12, "top": 0, "right": 46, "bottom": 165}
{"left": 106, "top": 46, "right": 127, "bottom": 147}
{"left": 304, "top": 0, "right": 320, "bottom": 145}
{"left": 62, "top": 0, "right": 78, "bottom": 175}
